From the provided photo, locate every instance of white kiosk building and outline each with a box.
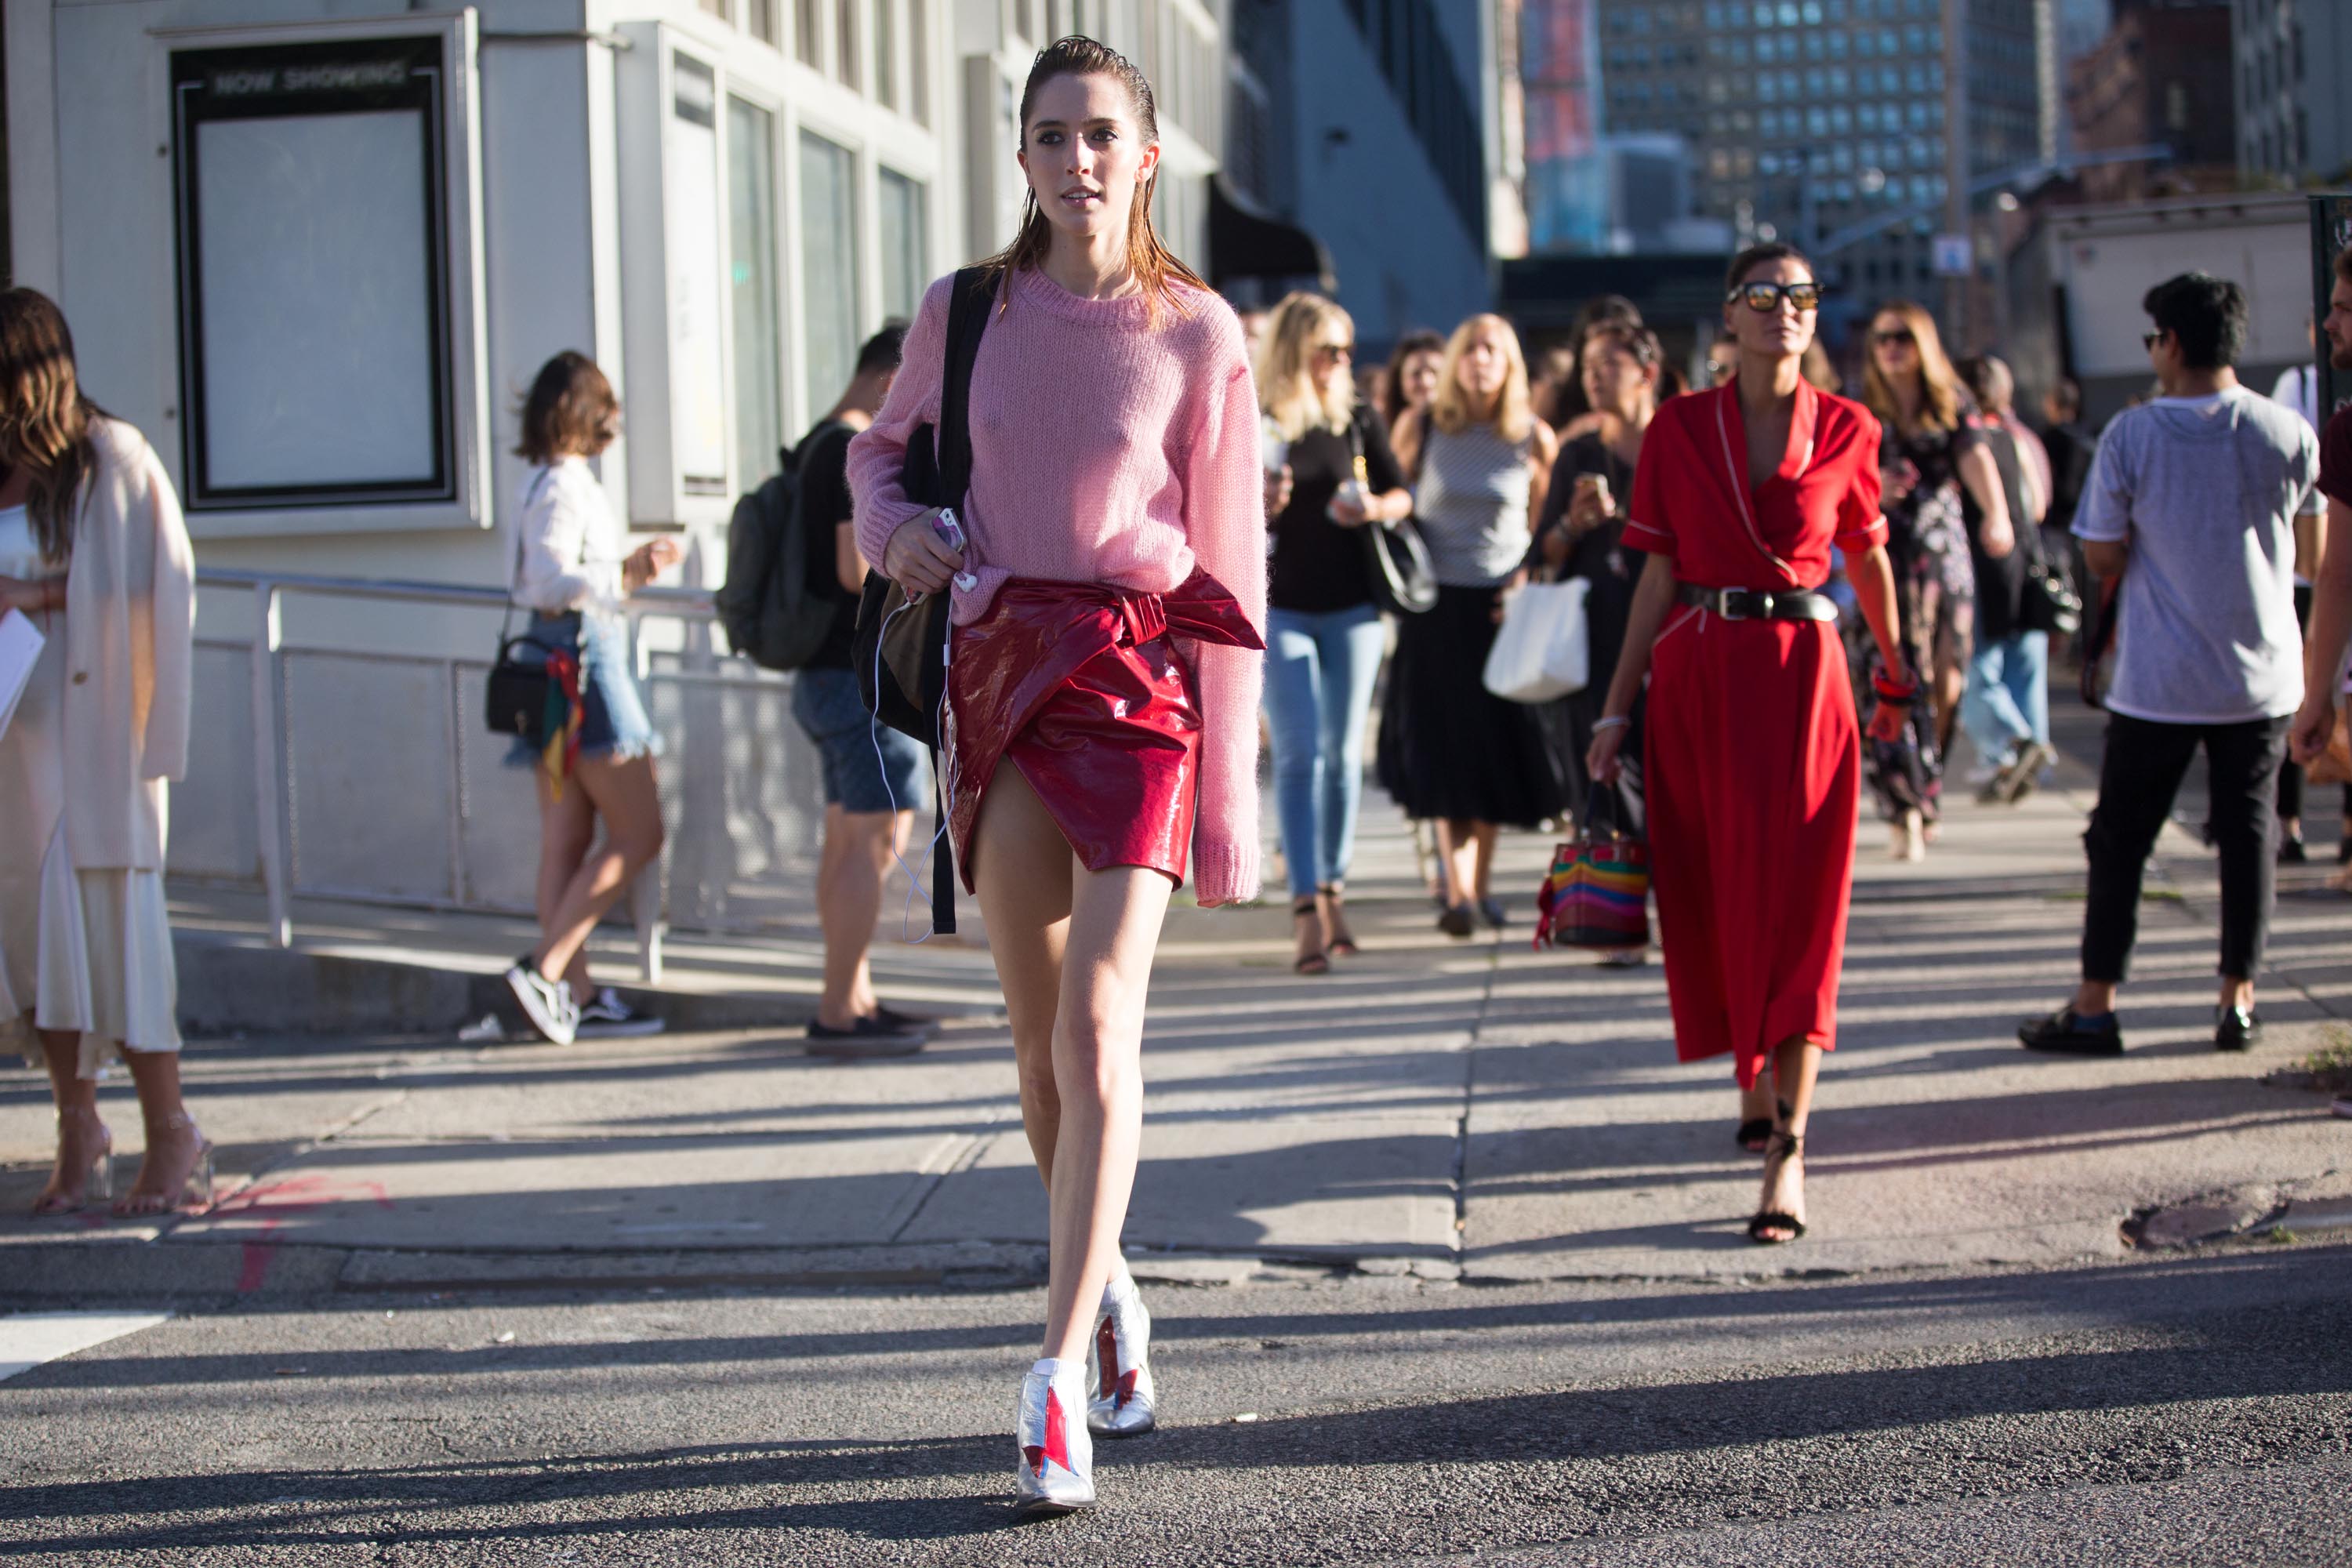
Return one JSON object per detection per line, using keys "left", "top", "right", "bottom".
{"left": 5, "top": 0, "right": 1236, "bottom": 948}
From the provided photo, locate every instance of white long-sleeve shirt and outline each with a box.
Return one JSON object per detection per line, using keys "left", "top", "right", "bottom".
{"left": 510, "top": 457, "right": 626, "bottom": 618}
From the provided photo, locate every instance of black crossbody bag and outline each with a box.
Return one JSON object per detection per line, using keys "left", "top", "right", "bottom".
{"left": 849, "top": 267, "right": 994, "bottom": 935}
{"left": 853, "top": 267, "right": 993, "bottom": 745}
{"left": 485, "top": 469, "right": 563, "bottom": 743}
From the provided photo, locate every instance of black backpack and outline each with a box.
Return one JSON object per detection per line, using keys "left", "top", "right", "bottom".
{"left": 717, "top": 435, "right": 837, "bottom": 671}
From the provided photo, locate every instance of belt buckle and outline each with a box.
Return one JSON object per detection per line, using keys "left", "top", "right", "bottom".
{"left": 1716, "top": 590, "right": 1749, "bottom": 622}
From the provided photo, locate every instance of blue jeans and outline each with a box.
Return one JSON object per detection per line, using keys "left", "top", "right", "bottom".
{"left": 1960, "top": 629, "right": 2050, "bottom": 764}
{"left": 1263, "top": 603, "right": 1387, "bottom": 901}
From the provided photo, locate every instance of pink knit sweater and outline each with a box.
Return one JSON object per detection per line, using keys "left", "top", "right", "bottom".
{"left": 847, "top": 267, "right": 1268, "bottom": 906}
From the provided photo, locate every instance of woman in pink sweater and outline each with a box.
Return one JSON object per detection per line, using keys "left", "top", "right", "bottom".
{"left": 847, "top": 37, "right": 1264, "bottom": 1518}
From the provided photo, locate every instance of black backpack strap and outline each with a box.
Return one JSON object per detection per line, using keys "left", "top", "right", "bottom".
{"left": 924, "top": 267, "right": 995, "bottom": 937}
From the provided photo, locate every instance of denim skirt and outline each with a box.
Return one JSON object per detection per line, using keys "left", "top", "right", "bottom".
{"left": 503, "top": 612, "right": 662, "bottom": 768}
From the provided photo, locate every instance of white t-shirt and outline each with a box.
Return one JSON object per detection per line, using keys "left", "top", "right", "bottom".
{"left": 2073, "top": 387, "right": 2317, "bottom": 724}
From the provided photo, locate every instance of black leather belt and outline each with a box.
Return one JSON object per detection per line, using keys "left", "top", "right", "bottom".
{"left": 1674, "top": 584, "right": 1838, "bottom": 622}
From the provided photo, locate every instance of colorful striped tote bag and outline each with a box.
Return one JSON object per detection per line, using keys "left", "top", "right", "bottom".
{"left": 1533, "top": 789, "right": 1650, "bottom": 951}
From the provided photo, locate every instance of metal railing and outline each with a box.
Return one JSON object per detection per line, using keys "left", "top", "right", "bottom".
{"left": 187, "top": 568, "right": 811, "bottom": 981}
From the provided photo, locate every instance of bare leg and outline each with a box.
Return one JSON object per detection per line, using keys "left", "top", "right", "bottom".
{"left": 815, "top": 805, "right": 914, "bottom": 1030}
{"left": 535, "top": 768, "right": 597, "bottom": 995}
{"left": 1040, "top": 861, "right": 1170, "bottom": 1363}
{"left": 1436, "top": 818, "right": 1479, "bottom": 908}
{"left": 2071, "top": 978, "right": 2120, "bottom": 1015}
{"left": 971, "top": 765, "right": 1076, "bottom": 1187}
{"left": 1755, "top": 1034, "right": 1821, "bottom": 1240}
{"left": 116, "top": 1047, "right": 205, "bottom": 1216}
{"left": 1469, "top": 822, "right": 1501, "bottom": 902}
{"left": 31, "top": 1029, "right": 106, "bottom": 1214}
{"left": 968, "top": 763, "right": 1169, "bottom": 1364}
{"left": 532, "top": 756, "right": 666, "bottom": 986}
{"left": 1735, "top": 1076, "right": 1774, "bottom": 1149}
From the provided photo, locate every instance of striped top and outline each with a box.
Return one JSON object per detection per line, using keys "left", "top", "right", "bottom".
{"left": 1415, "top": 423, "right": 1535, "bottom": 587}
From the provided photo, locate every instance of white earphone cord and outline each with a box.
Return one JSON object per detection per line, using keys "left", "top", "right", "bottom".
{"left": 869, "top": 594, "right": 957, "bottom": 943}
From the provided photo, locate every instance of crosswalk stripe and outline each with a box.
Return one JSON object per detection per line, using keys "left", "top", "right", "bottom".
{"left": 0, "top": 1312, "right": 173, "bottom": 1382}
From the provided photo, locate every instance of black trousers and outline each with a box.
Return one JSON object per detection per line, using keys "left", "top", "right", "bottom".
{"left": 2083, "top": 712, "right": 2289, "bottom": 984}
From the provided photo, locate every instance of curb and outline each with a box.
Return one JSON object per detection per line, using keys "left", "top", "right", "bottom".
{"left": 170, "top": 928, "right": 996, "bottom": 1038}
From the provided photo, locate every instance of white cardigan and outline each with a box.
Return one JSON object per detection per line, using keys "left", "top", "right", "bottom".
{"left": 61, "top": 418, "right": 195, "bottom": 872}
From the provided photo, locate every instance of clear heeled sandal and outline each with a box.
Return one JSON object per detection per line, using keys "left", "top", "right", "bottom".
{"left": 29, "top": 1110, "right": 113, "bottom": 1217}
{"left": 114, "top": 1113, "right": 215, "bottom": 1217}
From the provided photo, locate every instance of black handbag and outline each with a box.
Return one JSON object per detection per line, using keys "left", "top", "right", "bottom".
{"left": 2020, "top": 550, "right": 2082, "bottom": 637}
{"left": 485, "top": 630, "right": 553, "bottom": 746}
{"left": 853, "top": 266, "right": 993, "bottom": 746}
{"left": 1349, "top": 412, "right": 1438, "bottom": 615}
{"left": 485, "top": 470, "right": 562, "bottom": 743}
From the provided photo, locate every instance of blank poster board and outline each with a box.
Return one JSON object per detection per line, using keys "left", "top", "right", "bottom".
{"left": 171, "top": 38, "right": 456, "bottom": 511}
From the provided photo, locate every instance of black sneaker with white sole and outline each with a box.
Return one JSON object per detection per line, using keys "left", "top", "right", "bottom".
{"left": 505, "top": 957, "right": 579, "bottom": 1045}
{"left": 577, "top": 988, "right": 666, "bottom": 1039}
{"left": 804, "top": 1014, "right": 929, "bottom": 1058}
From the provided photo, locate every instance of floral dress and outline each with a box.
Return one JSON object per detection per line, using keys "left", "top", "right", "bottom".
{"left": 1846, "top": 416, "right": 1978, "bottom": 823}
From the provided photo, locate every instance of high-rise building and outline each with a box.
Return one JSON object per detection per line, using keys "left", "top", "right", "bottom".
{"left": 2065, "top": 1, "right": 2236, "bottom": 201}
{"left": 1221, "top": 0, "right": 1508, "bottom": 350}
{"left": 2235, "top": 0, "right": 2352, "bottom": 185}
{"left": 1548, "top": 1, "right": 2053, "bottom": 333}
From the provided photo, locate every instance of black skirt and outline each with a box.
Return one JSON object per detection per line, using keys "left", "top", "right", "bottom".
{"left": 1375, "top": 583, "right": 1570, "bottom": 827}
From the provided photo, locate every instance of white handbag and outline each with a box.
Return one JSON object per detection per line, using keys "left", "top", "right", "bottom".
{"left": 1482, "top": 578, "right": 1590, "bottom": 703}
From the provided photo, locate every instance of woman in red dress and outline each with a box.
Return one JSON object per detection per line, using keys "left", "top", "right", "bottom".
{"left": 1588, "top": 245, "right": 1913, "bottom": 1244}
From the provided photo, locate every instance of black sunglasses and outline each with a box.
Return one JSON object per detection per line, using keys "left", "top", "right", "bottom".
{"left": 1873, "top": 328, "right": 1917, "bottom": 347}
{"left": 1729, "top": 281, "right": 1823, "bottom": 313}
{"left": 2142, "top": 329, "right": 2168, "bottom": 350}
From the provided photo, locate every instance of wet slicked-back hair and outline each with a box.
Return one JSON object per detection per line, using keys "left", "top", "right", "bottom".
{"left": 983, "top": 36, "right": 1207, "bottom": 322}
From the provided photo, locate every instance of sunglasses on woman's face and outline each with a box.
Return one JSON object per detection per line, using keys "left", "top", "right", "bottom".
{"left": 1729, "top": 281, "right": 1822, "bottom": 314}
{"left": 1314, "top": 342, "right": 1354, "bottom": 360}
{"left": 1873, "top": 328, "right": 1917, "bottom": 348}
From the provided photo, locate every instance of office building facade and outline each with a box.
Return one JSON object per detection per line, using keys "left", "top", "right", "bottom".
{"left": 2236, "top": 0, "right": 2352, "bottom": 185}
{"left": 1582, "top": 0, "right": 2053, "bottom": 334}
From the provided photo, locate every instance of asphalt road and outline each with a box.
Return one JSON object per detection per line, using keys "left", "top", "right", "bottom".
{"left": 6, "top": 1241, "right": 2350, "bottom": 1566}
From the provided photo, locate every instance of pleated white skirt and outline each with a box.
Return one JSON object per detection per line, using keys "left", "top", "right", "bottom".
{"left": 0, "top": 513, "right": 180, "bottom": 1078}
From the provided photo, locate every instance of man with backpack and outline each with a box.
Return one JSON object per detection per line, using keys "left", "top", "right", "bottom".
{"left": 725, "top": 324, "right": 932, "bottom": 1056}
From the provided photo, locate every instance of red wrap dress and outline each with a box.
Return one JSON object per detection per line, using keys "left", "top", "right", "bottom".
{"left": 1619, "top": 381, "right": 1886, "bottom": 1088}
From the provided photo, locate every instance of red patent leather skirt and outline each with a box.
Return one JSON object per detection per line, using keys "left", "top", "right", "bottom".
{"left": 946, "top": 570, "right": 1262, "bottom": 894}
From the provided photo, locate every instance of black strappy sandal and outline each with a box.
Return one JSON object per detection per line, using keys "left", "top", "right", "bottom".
{"left": 1748, "top": 1130, "right": 1807, "bottom": 1245}
{"left": 1318, "top": 884, "right": 1360, "bottom": 957}
{"left": 1734, "top": 1118, "right": 1773, "bottom": 1154}
{"left": 1291, "top": 898, "right": 1330, "bottom": 975}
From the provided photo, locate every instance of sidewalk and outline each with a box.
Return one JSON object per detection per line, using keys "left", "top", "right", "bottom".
{"left": 5, "top": 706, "right": 2351, "bottom": 1298}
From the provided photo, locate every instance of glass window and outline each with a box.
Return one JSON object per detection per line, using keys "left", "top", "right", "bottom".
{"left": 797, "top": 0, "right": 822, "bottom": 64}
{"left": 699, "top": 0, "right": 725, "bottom": 18}
{"left": 728, "top": 98, "right": 782, "bottom": 488}
{"left": 878, "top": 168, "right": 925, "bottom": 324}
{"left": 799, "top": 131, "right": 860, "bottom": 408}
{"left": 876, "top": 0, "right": 898, "bottom": 111}
{"left": 747, "top": 0, "right": 779, "bottom": 45}
{"left": 837, "top": 0, "right": 860, "bottom": 87}
{"left": 909, "top": 0, "right": 929, "bottom": 125}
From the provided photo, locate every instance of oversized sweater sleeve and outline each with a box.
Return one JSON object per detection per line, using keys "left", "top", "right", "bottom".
{"left": 140, "top": 441, "right": 195, "bottom": 782}
{"left": 1179, "top": 314, "right": 1269, "bottom": 908}
{"left": 848, "top": 274, "right": 951, "bottom": 569}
